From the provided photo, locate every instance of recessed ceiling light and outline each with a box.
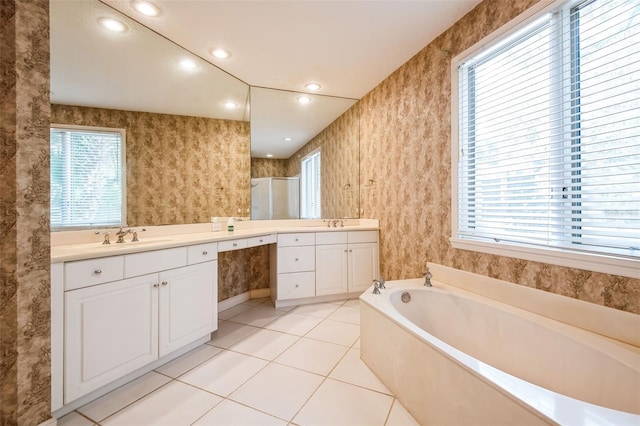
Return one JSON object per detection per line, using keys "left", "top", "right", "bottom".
{"left": 211, "top": 48, "right": 231, "bottom": 59}
{"left": 180, "top": 59, "right": 197, "bottom": 70}
{"left": 266, "top": 154, "right": 274, "bottom": 158}
{"left": 131, "top": 0, "right": 161, "bottom": 17}
{"left": 297, "top": 95, "right": 312, "bottom": 105}
{"left": 284, "top": 137, "right": 292, "bottom": 141}
{"left": 305, "top": 82, "right": 321, "bottom": 91}
{"left": 99, "top": 17, "right": 128, "bottom": 32}
{"left": 223, "top": 101, "right": 238, "bottom": 109}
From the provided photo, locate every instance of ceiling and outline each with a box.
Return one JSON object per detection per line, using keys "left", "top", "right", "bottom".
{"left": 50, "top": 0, "right": 482, "bottom": 158}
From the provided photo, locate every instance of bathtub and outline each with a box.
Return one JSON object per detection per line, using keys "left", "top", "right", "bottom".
{"left": 360, "top": 264, "right": 640, "bottom": 425}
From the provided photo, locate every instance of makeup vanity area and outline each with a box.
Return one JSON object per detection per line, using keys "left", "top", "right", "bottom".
{"left": 50, "top": 220, "right": 379, "bottom": 416}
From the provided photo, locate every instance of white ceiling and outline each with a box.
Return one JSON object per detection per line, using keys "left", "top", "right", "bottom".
{"left": 50, "top": 0, "right": 482, "bottom": 158}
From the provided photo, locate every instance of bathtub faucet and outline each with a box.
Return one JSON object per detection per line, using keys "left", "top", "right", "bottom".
{"left": 372, "top": 279, "right": 382, "bottom": 294}
{"left": 424, "top": 267, "right": 432, "bottom": 287}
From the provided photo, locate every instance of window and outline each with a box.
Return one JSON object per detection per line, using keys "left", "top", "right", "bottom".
{"left": 452, "top": 0, "right": 640, "bottom": 276}
{"left": 50, "top": 125, "right": 126, "bottom": 229}
{"left": 300, "top": 149, "right": 321, "bottom": 219}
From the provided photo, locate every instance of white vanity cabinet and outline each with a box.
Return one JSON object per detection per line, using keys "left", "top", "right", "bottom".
{"left": 62, "top": 245, "right": 218, "bottom": 404}
{"left": 273, "top": 233, "right": 316, "bottom": 300}
{"left": 315, "top": 231, "right": 379, "bottom": 295}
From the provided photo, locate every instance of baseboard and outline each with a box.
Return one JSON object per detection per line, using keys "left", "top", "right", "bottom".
{"left": 218, "top": 288, "right": 271, "bottom": 312}
{"left": 39, "top": 418, "right": 57, "bottom": 426}
{"left": 250, "top": 288, "right": 271, "bottom": 299}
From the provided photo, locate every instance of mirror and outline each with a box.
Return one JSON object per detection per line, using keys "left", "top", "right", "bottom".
{"left": 250, "top": 87, "right": 360, "bottom": 219}
{"left": 50, "top": 0, "right": 361, "bottom": 225}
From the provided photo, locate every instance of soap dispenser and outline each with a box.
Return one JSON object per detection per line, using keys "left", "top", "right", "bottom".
{"left": 227, "top": 217, "right": 234, "bottom": 232}
{"left": 211, "top": 217, "right": 221, "bottom": 232}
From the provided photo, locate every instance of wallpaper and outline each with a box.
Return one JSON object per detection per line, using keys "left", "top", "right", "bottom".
{"left": 251, "top": 157, "right": 288, "bottom": 178}
{"left": 0, "top": 0, "right": 52, "bottom": 424}
{"left": 51, "top": 105, "right": 251, "bottom": 226}
{"left": 286, "top": 103, "right": 360, "bottom": 219}
{"left": 218, "top": 246, "right": 270, "bottom": 301}
{"left": 356, "top": 0, "right": 640, "bottom": 314}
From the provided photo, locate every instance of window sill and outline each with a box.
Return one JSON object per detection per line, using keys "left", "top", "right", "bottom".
{"left": 450, "top": 237, "right": 640, "bottom": 279}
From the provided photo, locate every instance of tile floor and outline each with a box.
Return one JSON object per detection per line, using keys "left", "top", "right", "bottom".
{"left": 58, "top": 298, "right": 419, "bottom": 426}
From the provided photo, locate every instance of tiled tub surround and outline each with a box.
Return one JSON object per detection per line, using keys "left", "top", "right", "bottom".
{"left": 56, "top": 297, "right": 418, "bottom": 426}
{"left": 360, "top": 263, "right": 640, "bottom": 425}
{"left": 51, "top": 219, "right": 379, "bottom": 416}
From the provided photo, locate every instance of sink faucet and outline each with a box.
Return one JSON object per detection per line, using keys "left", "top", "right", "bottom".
{"left": 115, "top": 228, "right": 130, "bottom": 243}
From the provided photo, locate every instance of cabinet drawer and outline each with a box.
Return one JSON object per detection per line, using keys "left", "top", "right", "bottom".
{"left": 218, "top": 238, "right": 248, "bottom": 252}
{"left": 278, "top": 233, "right": 315, "bottom": 247}
{"left": 277, "top": 246, "right": 315, "bottom": 273}
{"left": 65, "top": 256, "right": 124, "bottom": 291}
{"left": 124, "top": 247, "right": 187, "bottom": 278}
{"left": 278, "top": 272, "right": 315, "bottom": 300}
{"left": 348, "top": 230, "right": 379, "bottom": 244}
{"left": 187, "top": 243, "right": 218, "bottom": 265}
{"left": 247, "top": 234, "right": 276, "bottom": 248}
{"left": 316, "top": 231, "right": 347, "bottom": 245}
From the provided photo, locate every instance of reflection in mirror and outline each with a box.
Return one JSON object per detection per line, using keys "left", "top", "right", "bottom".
{"left": 250, "top": 87, "right": 360, "bottom": 219}
{"left": 50, "top": 0, "right": 251, "bottom": 227}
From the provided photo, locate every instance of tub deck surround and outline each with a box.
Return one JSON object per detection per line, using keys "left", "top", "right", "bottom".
{"left": 360, "top": 266, "right": 640, "bottom": 426}
{"left": 50, "top": 219, "right": 379, "bottom": 262}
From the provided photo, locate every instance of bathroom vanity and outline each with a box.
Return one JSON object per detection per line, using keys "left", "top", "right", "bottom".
{"left": 50, "top": 220, "right": 379, "bottom": 415}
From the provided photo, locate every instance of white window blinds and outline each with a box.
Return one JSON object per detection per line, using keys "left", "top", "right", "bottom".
{"left": 301, "top": 149, "right": 321, "bottom": 219}
{"left": 50, "top": 126, "right": 125, "bottom": 229}
{"left": 456, "top": 0, "right": 640, "bottom": 259}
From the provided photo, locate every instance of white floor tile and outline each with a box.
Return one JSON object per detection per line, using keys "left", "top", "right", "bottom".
{"left": 329, "top": 348, "right": 390, "bottom": 394}
{"left": 353, "top": 338, "right": 361, "bottom": 349}
{"left": 77, "top": 371, "right": 171, "bottom": 422}
{"left": 230, "top": 363, "right": 323, "bottom": 421}
{"left": 305, "top": 318, "right": 360, "bottom": 347}
{"left": 57, "top": 411, "right": 95, "bottom": 426}
{"left": 218, "top": 303, "right": 253, "bottom": 321}
{"left": 344, "top": 298, "right": 361, "bottom": 307}
{"left": 291, "top": 303, "right": 340, "bottom": 319}
{"left": 274, "top": 337, "right": 348, "bottom": 376}
{"left": 101, "top": 381, "right": 221, "bottom": 426}
{"left": 208, "top": 320, "right": 260, "bottom": 349}
{"left": 230, "top": 329, "right": 299, "bottom": 360}
{"left": 179, "top": 350, "right": 267, "bottom": 397}
{"left": 327, "top": 305, "right": 360, "bottom": 325}
{"left": 193, "top": 399, "right": 287, "bottom": 426}
{"left": 227, "top": 304, "right": 286, "bottom": 327}
{"left": 155, "top": 344, "right": 222, "bottom": 378}
{"left": 264, "top": 312, "right": 323, "bottom": 336}
{"left": 293, "top": 378, "right": 393, "bottom": 426}
{"left": 386, "top": 399, "right": 420, "bottom": 426}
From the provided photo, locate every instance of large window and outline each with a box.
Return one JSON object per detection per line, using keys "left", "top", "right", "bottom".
{"left": 50, "top": 125, "right": 126, "bottom": 229}
{"left": 300, "top": 149, "right": 321, "bottom": 219}
{"left": 453, "top": 0, "right": 639, "bottom": 276}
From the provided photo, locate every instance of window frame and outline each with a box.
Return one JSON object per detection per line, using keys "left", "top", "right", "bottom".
{"left": 50, "top": 124, "right": 127, "bottom": 231}
{"left": 450, "top": 0, "right": 640, "bottom": 279}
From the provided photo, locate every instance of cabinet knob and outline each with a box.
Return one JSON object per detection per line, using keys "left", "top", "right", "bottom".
{"left": 295, "top": 258, "right": 299, "bottom": 262}
{"left": 349, "top": 250, "right": 352, "bottom": 252}
{"left": 153, "top": 283, "right": 159, "bottom": 288}
{"left": 161, "top": 281, "right": 168, "bottom": 286}
{"left": 259, "top": 239, "right": 263, "bottom": 243}
{"left": 295, "top": 284, "right": 299, "bottom": 288}
{"left": 202, "top": 251, "right": 208, "bottom": 255}
{"left": 94, "top": 269, "right": 102, "bottom": 275}
{"left": 295, "top": 238, "right": 299, "bottom": 242}
{"left": 344, "top": 250, "right": 348, "bottom": 253}
{"left": 233, "top": 243, "right": 237, "bottom": 247}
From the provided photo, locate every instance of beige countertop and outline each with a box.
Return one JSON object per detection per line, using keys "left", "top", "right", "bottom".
{"left": 51, "top": 224, "right": 379, "bottom": 263}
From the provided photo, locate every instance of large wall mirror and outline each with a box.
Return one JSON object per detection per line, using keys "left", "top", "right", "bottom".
{"left": 50, "top": 0, "right": 361, "bottom": 227}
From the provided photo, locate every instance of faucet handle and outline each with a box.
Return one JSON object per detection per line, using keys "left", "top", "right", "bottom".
{"left": 102, "top": 231, "right": 111, "bottom": 245}
{"left": 372, "top": 279, "right": 381, "bottom": 294}
{"left": 378, "top": 277, "right": 385, "bottom": 289}
{"left": 424, "top": 267, "right": 432, "bottom": 287}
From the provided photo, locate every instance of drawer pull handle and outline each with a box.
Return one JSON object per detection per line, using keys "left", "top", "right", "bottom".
{"left": 259, "top": 239, "right": 263, "bottom": 243}
{"left": 233, "top": 243, "right": 237, "bottom": 247}
{"left": 295, "top": 238, "right": 299, "bottom": 242}
{"left": 94, "top": 269, "right": 102, "bottom": 275}
{"left": 202, "top": 251, "right": 208, "bottom": 255}
{"left": 161, "top": 281, "right": 168, "bottom": 286}
{"left": 153, "top": 283, "right": 159, "bottom": 288}
{"left": 295, "top": 284, "right": 299, "bottom": 288}
{"left": 295, "top": 258, "right": 299, "bottom": 261}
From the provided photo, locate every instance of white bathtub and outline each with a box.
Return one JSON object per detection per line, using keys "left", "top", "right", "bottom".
{"left": 360, "top": 265, "right": 640, "bottom": 425}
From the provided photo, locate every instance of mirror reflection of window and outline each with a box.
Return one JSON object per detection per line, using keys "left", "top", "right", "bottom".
{"left": 301, "top": 149, "right": 321, "bottom": 219}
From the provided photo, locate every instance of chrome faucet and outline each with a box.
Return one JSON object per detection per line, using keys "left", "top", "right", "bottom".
{"left": 131, "top": 230, "right": 139, "bottom": 242}
{"left": 377, "top": 277, "right": 385, "bottom": 289}
{"left": 372, "top": 279, "right": 382, "bottom": 294}
{"left": 424, "top": 267, "right": 432, "bottom": 287}
{"left": 102, "top": 231, "right": 111, "bottom": 245}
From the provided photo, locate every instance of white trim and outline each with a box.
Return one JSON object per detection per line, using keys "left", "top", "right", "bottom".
{"left": 451, "top": 237, "right": 640, "bottom": 279}
{"left": 38, "top": 418, "right": 57, "bottom": 426}
{"left": 250, "top": 288, "right": 271, "bottom": 299}
{"left": 217, "top": 291, "right": 251, "bottom": 312}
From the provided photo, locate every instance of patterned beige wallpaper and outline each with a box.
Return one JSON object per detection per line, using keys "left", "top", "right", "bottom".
{"left": 286, "top": 104, "right": 360, "bottom": 219}
{"left": 357, "top": 0, "right": 640, "bottom": 314}
{"left": 0, "top": 0, "right": 52, "bottom": 423}
{"left": 51, "top": 105, "right": 251, "bottom": 226}
{"left": 251, "top": 157, "right": 288, "bottom": 178}
{"left": 218, "top": 246, "right": 270, "bottom": 301}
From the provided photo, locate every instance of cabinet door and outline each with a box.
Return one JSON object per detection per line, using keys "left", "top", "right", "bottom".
{"left": 158, "top": 261, "right": 216, "bottom": 357}
{"left": 65, "top": 274, "right": 158, "bottom": 403}
{"left": 315, "top": 244, "right": 348, "bottom": 295}
{"left": 348, "top": 242, "right": 379, "bottom": 293}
